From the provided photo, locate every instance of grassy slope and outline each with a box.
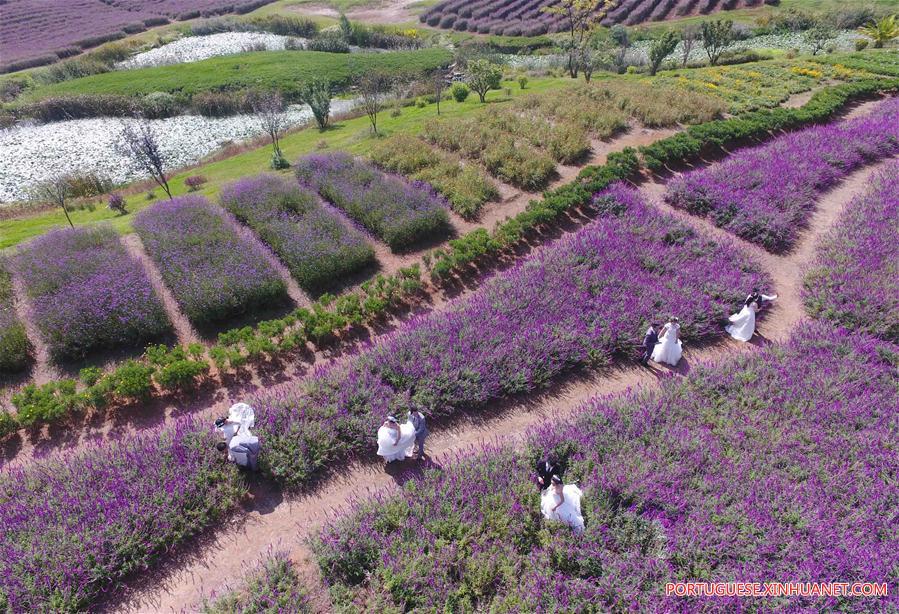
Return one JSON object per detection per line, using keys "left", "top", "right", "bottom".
{"left": 24, "top": 47, "right": 452, "bottom": 100}
{"left": 0, "top": 77, "right": 563, "bottom": 251}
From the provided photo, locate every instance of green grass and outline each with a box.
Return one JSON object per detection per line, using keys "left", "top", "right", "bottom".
{"left": 0, "top": 77, "right": 564, "bottom": 251}
{"left": 23, "top": 47, "right": 452, "bottom": 102}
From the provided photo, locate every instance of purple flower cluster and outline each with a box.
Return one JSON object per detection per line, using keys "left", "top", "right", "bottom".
{"left": 255, "top": 183, "right": 767, "bottom": 489}
{"left": 313, "top": 323, "right": 899, "bottom": 612}
{"left": 0, "top": 418, "right": 244, "bottom": 612}
{"left": 201, "top": 551, "right": 310, "bottom": 613}
{"left": 12, "top": 225, "right": 169, "bottom": 361}
{"left": 134, "top": 195, "right": 288, "bottom": 327}
{"left": 665, "top": 97, "right": 899, "bottom": 252}
{"left": 220, "top": 174, "right": 375, "bottom": 292}
{"left": 294, "top": 152, "right": 451, "bottom": 252}
{"left": 804, "top": 161, "right": 899, "bottom": 342}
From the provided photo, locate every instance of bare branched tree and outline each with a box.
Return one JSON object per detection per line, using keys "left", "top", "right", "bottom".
{"left": 434, "top": 72, "right": 446, "bottom": 115}
{"left": 681, "top": 25, "right": 699, "bottom": 68}
{"left": 252, "top": 91, "right": 288, "bottom": 158}
{"left": 357, "top": 72, "right": 390, "bottom": 136}
{"left": 32, "top": 174, "right": 75, "bottom": 228}
{"left": 119, "top": 117, "right": 172, "bottom": 199}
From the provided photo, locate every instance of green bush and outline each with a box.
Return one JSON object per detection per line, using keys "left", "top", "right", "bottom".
{"left": 451, "top": 82, "right": 470, "bottom": 102}
{"left": 156, "top": 360, "right": 209, "bottom": 392}
{"left": 11, "top": 380, "right": 80, "bottom": 427}
{"left": 109, "top": 360, "right": 155, "bottom": 401}
{"left": 0, "top": 410, "right": 19, "bottom": 439}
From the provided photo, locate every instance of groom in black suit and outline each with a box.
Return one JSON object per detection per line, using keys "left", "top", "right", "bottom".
{"left": 640, "top": 323, "right": 659, "bottom": 366}
{"left": 536, "top": 456, "right": 562, "bottom": 490}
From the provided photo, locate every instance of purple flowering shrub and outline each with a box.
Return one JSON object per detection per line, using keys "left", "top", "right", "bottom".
{"left": 12, "top": 225, "right": 169, "bottom": 360}
{"left": 0, "top": 259, "right": 30, "bottom": 372}
{"left": 134, "top": 196, "right": 288, "bottom": 327}
{"left": 666, "top": 96, "right": 899, "bottom": 253}
{"left": 255, "top": 184, "right": 768, "bottom": 488}
{"left": 220, "top": 174, "right": 376, "bottom": 292}
{"left": 313, "top": 324, "right": 899, "bottom": 612}
{"left": 201, "top": 551, "right": 310, "bottom": 614}
{"left": 0, "top": 418, "right": 245, "bottom": 612}
{"left": 294, "top": 152, "right": 451, "bottom": 252}
{"left": 804, "top": 161, "right": 899, "bottom": 342}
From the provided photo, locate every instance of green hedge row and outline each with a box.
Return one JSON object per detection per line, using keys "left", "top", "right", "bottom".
{"left": 638, "top": 79, "right": 899, "bottom": 172}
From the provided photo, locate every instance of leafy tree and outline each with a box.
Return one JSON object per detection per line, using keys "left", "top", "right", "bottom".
{"left": 610, "top": 24, "right": 631, "bottom": 73}
{"left": 681, "top": 25, "right": 699, "bottom": 68}
{"left": 119, "top": 118, "right": 172, "bottom": 199}
{"left": 648, "top": 31, "right": 679, "bottom": 75}
{"left": 300, "top": 79, "right": 332, "bottom": 130}
{"left": 803, "top": 24, "right": 836, "bottom": 55}
{"left": 542, "top": 0, "right": 612, "bottom": 78}
{"left": 338, "top": 13, "right": 354, "bottom": 41}
{"left": 701, "top": 19, "right": 734, "bottom": 65}
{"left": 31, "top": 175, "right": 75, "bottom": 228}
{"left": 858, "top": 14, "right": 899, "bottom": 48}
{"left": 466, "top": 59, "right": 502, "bottom": 103}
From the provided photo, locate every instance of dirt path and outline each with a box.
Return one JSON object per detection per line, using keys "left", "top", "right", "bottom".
{"left": 8, "top": 275, "right": 58, "bottom": 386}
{"left": 122, "top": 234, "right": 202, "bottom": 346}
{"left": 104, "top": 147, "right": 886, "bottom": 612}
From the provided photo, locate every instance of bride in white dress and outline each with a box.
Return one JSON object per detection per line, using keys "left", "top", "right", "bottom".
{"left": 541, "top": 475, "right": 585, "bottom": 535}
{"left": 376, "top": 416, "right": 416, "bottom": 463}
{"left": 726, "top": 291, "right": 777, "bottom": 341}
{"left": 651, "top": 317, "right": 682, "bottom": 366}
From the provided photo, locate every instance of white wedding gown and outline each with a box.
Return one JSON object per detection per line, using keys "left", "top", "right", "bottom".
{"left": 541, "top": 485, "right": 585, "bottom": 534}
{"left": 376, "top": 422, "right": 416, "bottom": 462}
{"left": 726, "top": 294, "right": 776, "bottom": 341}
{"left": 651, "top": 323, "right": 682, "bottom": 366}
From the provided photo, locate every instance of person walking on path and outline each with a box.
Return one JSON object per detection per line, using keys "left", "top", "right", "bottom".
{"left": 409, "top": 407, "right": 428, "bottom": 460}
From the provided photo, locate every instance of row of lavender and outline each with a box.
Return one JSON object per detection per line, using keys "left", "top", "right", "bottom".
{"left": 665, "top": 96, "right": 899, "bottom": 253}
{"left": 12, "top": 226, "right": 170, "bottom": 361}
{"left": 0, "top": 419, "right": 244, "bottom": 612}
{"left": 803, "top": 160, "right": 898, "bottom": 342}
{"left": 254, "top": 184, "right": 767, "bottom": 489}
{"left": 0, "top": 261, "right": 30, "bottom": 373}
{"left": 312, "top": 323, "right": 898, "bottom": 612}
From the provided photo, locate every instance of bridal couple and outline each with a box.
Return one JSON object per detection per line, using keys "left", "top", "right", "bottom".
{"left": 376, "top": 410, "right": 428, "bottom": 464}
{"left": 640, "top": 289, "right": 778, "bottom": 367}
{"left": 536, "top": 456, "right": 585, "bottom": 535}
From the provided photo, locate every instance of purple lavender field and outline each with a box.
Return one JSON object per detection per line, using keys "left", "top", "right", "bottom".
{"left": 312, "top": 323, "right": 899, "bottom": 612}
{"left": 220, "top": 174, "right": 376, "bottom": 292}
{"left": 294, "top": 153, "right": 451, "bottom": 252}
{"left": 665, "top": 97, "right": 899, "bottom": 253}
{"left": 0, "top": 418, "right": 244, "bottom": 612}
{"left": 12, "top": 225, "right": 169, "bottom": 361}
{"left": 134, "top": 195, "right": 288, "bottom": 327}
{"left": 0, "top": 0, "right": 275, "bottom": 70}
{"left": 804, "top": 160, "right": 899, "bottom": 342}
{"left": 254, "top": 183, "right": 768, "bottom": 488}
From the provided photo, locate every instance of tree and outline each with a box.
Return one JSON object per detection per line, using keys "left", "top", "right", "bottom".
{"left": 681, "top": 25, "right": 699, "bottom": 68}
{"left": 32, "top": 175, "right": 75, "bottom": 228}
{"left": 252, "top": 91, "right": 288, "bottom": 169}
{"left": 357, "top": 71, "right": 390, "bottom": 135}
{"left": 648, "top": 30, "right": 679, "bottom": 75}
{"left": 701, "top": 19, "right": 734, "bottom": 66}
{"left": 610, "top": 24, "right": 630, "bottom": 73}
{"left": 433, "top": 73, "right": 446, "bottom": 115}
{"left": 119, "top": 118, "right": 172, "bottom": 199}
{"left": 858, "top": 14, "right": 899, "bottom": 48}
{"left": 338, "top": 13, "right": 354, "bottom": 42}
{"left": 542, "top": 0, "right": 611, "bottom": 78}
{"left": 300, "top": 79, "right": 332, "bottom": 131}
{"left": 803, "top": 24, "right": 835, "bottom": 55}
{"left": 466, "top": 59, "right": 502, "bottom": 103}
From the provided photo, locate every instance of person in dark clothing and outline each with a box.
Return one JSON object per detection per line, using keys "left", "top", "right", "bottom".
{"left": 640, "top": 323, "right": 659, "bottom": 366}
{"left": 409, "top": 407, "right": 428, "bottom": 460}
{"left": 536, "top": 456, "right": 562, "bottom": 490}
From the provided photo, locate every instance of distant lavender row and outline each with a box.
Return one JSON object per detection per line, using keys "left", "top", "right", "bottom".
{"left": 12, "top": 225, "right": 169, "bottom": 360}
{"left": 313, "top": 323, "right": 898, "bottom": 612}
{"left": 0, "top": 0, "right": 274, "bottom": 68}
{"left": 0, "top": 418, "right": 244, "bottom": 612}
{"left": 134, "top": 196, "right": 288, "bottom": 328}
{"left": 201, "top": 552, "right": 311, "bottom": 613}
{"left": 295, "top": 153, "right": 451, "bottom": 252}
{"left": 221, "top": 174, "right": 375, "bottom": 292}
{"left": 665, "top": 96, "right": 899, "bottom": 253}
{"left": 804, "top": 161, "right": 899, "bottom": 342}
{"left": 0, "top": 260, "right": 30, "bottom": 372}
{"left": 255, "top": 183, "right": 768, "bottom": 489}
